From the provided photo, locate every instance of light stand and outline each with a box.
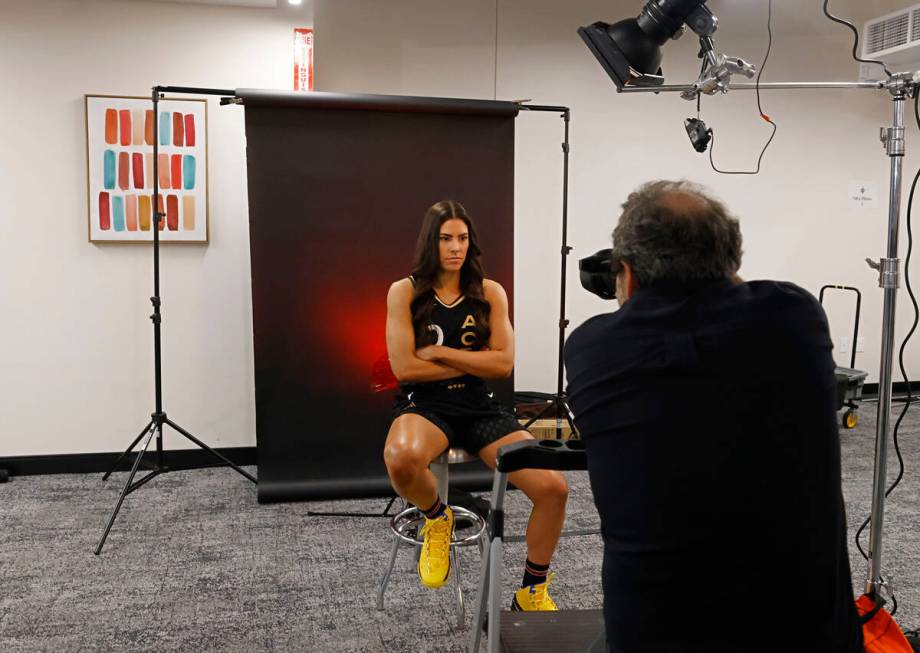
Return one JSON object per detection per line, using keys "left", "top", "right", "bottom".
{"left": 516, "top": 104, "right": 578, "bottom": 439}
{"left": 619, "top": 73, "right": 917, "bottom": 600}
{"left": 866, "top": 75, "right": 911, "bottom": 598}
{"left": 95, "top": 85, "right": 256, "bottom": 555}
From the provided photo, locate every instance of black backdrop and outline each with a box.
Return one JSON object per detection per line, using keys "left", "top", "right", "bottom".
{"left": 240, "top": 90, "right": 518, "bottom": 502}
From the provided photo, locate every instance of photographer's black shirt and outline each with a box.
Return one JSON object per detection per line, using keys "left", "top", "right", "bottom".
{"left": 564, "top": 279, "right": 862, "bottom": 653}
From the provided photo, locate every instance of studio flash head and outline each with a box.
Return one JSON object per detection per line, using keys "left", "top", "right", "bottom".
{"left": 579, "top": 249, "right": 618, "bottom": 300}
{"left": 577, "top": 0, "right": 712, "bottom": 90}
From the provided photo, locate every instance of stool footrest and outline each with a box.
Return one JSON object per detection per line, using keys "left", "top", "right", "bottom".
{"left": 389, "top": 506, "right": 486, "bottom": 547}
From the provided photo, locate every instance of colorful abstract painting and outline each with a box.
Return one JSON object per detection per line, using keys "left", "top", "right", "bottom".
{"left": 85, "top": 94, "right": 209, "bottom": 243}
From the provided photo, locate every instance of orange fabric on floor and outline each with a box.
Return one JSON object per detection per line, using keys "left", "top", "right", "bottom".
{"left": 857, "top": 594, "right": 913, "bottom": 653}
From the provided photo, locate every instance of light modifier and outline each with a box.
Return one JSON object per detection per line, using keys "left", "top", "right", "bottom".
{"left": 578, "top": 0, "right": 714, "bottom": 90}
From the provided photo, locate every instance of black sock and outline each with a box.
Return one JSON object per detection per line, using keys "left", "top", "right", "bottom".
{"left": 522, "top": 559, "right": 550, "bottom": 587}
{"left": 422, "top": 497, "right": 446, "bottom": 520}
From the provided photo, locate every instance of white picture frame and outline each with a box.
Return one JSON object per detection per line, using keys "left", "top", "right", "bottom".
{"left": 85, "top": 94, "right": 209, "bottom": 243}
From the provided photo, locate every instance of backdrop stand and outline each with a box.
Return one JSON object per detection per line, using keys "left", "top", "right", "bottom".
{"left": 308, "top": 103, "right": 575, "bottom": 518}
{"left": 95, "top": 85, "right": 256, "bottom": 555}
{"left": 516, "top": 104, "right": 579, "bottom": 440}
{"left": 99, "top": 89, "right": 575, "bottom": 521}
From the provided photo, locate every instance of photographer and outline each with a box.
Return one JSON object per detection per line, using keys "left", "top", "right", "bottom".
{"left": 564, "top": 181, "right": 862, "bottom": 652}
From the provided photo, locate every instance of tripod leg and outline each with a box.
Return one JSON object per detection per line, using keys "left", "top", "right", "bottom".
{"left": 560, "top": 397, "right": 580, "bottom": 439}
{"left": 519, "top": 400, "right": 556, "bottom": 430}
{"left": 95, "top": 424, "right": 156, "bottom": 555}
{"left": 101, "top": 419, "right": 153, "bottom": 482}
{"left": 164, "top": 418, "right": 257, "bottom": 484}
{"left": 381, "top": 495, "right": 398, "bottom": 516}
{"left": 307, "top": 495, "right": 399, "bottom": 518}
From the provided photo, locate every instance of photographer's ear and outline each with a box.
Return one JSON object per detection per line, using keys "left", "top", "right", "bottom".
{"left": 615, "top": 260, "right": 640, "bottom": 305}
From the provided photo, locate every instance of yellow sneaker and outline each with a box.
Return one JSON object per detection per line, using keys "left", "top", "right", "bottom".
{"left": 417, "top": 506, "right": 454, "bottom": 588}
{"left": 511, "top": 573, "right": 558, "bottom": 611}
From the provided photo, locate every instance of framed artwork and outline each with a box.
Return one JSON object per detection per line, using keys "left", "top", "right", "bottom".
{"left": 84, "top": 94, "right": 209, "bottom": 243}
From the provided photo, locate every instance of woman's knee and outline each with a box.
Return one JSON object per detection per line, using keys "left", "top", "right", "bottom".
{"left": 383, "top": 442, "right": 427, "bottom": 485}
{"left": 535, "top": 471, "right": 569, "bottom": 507}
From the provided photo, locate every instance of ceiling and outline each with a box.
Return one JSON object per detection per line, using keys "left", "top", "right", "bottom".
{"left": 117, "top": 0, "right": 284, "bottom": 8}
{"left": 99, "top": 0, "right": 913, "bottom": 33}
{"left": 108, "top": 0, "right": 910, "bottom": 20}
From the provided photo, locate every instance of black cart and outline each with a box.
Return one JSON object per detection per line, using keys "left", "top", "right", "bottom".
{"left": 820, "top": 285, "right": 867, "bottom": 429}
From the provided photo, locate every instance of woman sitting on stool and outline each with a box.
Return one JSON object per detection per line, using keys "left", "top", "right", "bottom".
{"left": 383, "top": 199, "right": 568, "bottom": 611}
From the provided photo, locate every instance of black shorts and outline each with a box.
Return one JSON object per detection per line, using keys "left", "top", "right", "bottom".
{"left": 392, "top": 377, "right": 523, "bottom": 455}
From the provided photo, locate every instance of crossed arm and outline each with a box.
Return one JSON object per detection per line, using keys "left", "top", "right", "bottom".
{"left": 385, "top": 279, "right": 515, "bottom": 383}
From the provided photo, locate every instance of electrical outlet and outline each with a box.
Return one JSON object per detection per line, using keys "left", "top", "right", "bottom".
{"left": 856, "top": 337, "right": 865, "bottom": 353}
{"left": 839, "top": 337, "right": 850, "bottom": 354}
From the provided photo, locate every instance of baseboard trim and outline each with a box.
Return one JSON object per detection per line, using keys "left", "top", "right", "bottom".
{"left": 5, "top": 379, "right": 918, "bottom": 478}
{"left": 862, "top": 381, "right": 920, "bottom": 397}
{"left": 0, "top": 447, "right": 257, "bottom": 478}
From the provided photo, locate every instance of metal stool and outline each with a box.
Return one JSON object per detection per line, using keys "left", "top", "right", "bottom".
{"left": 377, "top": 447, "right": 487, "bottom": 626}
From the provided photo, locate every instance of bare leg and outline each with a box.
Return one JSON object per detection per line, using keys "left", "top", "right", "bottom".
{"left": 383, "top": 413, "right": 450, "bottom": 508}
{"left": 477, "top": 431, "right": 569, "bottom": 565}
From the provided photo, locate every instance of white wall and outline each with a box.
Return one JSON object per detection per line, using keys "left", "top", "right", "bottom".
{"left": 317, "top": 0, "right": 920, "bottom": 393}
{"left": 3, "top": 0, "right": 916, "bottom": 457}
{"left": 0, "top": 0, "right": 312, "bottom": 456}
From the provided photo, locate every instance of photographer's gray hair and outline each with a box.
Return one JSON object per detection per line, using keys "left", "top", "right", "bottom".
{"left": 611, "top": 180, "right": 743, "bottom": 286}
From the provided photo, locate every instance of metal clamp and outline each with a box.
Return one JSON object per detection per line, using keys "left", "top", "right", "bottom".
{"left": 868, "top": 576, "right": 893, "bottom": 603}
{"left": 880, "top": 126, "right": 905, "bottom": 156}
{"left": 865, "top": 258, "right": 900, "bottom": 288}
{"left": 884, "top": 71, "right": 920, "bottom": 100}
{"left": 880, "top": 258, "right": 900, "bottom": 289}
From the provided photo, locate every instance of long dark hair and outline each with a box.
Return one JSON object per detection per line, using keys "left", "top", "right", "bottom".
{"left": 410, "top": 200, "right": 491, "bottom": 347}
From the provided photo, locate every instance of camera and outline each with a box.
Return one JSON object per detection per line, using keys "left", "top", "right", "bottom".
{"left": 578, "top": 249, "right": 618, "bottom": 300}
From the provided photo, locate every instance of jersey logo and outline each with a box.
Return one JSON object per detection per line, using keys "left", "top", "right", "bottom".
{"left": 427, "top": 324, "right": 444, "bottom": 345}
{"left": 462, "top": 314, "right": 476, "bottom": 328}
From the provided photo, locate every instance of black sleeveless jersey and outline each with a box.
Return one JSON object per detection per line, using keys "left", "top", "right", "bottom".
{"left": 396, "top": 280, "right": 493, "bottom": 414}
{"left": 426, "top": 295, "right": 482, "bottom": 351}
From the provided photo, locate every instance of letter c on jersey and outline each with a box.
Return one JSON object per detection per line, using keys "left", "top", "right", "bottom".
{"left": 428, "top": 324, "right": 445, "bottom": 345}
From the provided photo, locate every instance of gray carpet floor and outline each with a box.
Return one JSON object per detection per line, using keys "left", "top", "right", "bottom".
{"left": 1, "top": 404, "right": 918, "bottom": 652}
